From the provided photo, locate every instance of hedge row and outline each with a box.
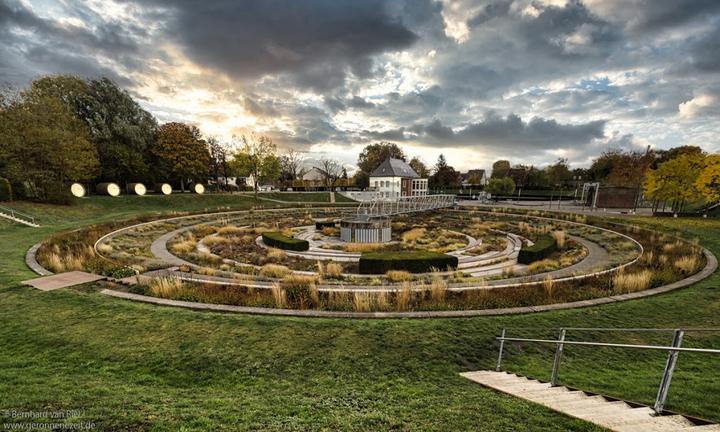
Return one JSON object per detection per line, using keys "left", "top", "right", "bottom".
{"left": 315, "top": 220, "right": 337, "bottom": 230}
{"left": 359, "top": 251, "right": 458, "bottom": 274}
{"left": 0, "top": 177, "right": 11, "bottom": 201}
{"left": 517, "top": 234, "right": 557, "bottom": 264}
{"left": 262, "top": 232, "right": 309, "bottom": 251}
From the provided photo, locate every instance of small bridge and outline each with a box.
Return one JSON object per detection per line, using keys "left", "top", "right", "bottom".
{"left": 355, "top": 194, "right": 455, "bottom": 218}
{"left": 0, "top": 205, "right": 40, "bottom": 227}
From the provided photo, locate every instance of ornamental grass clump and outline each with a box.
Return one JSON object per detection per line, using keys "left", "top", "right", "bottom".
{"left": 402, "top": 228, "right": 426, "bottom": 243}
{"left": 317, "top": 261, "right": 343, "bottom": 279}
{"left": 149, "top": 277, "right": 186, "bottom": 298}
{"left": 271, "top": 283, "right": 287, "bottom": 308}
{"left": 613, "top": 269, "right": 653, "bottom": 293}
{"left": 353, "top": 292, "right": 372, "bottom": 312}
{"left": 281, "top": 274, "right": 319, "bottom": 309}
{"left": 386, "top": 270, "right": 413, "bottom": 282}
{"left": 395, "top": 282, "right": 413, "bottom": 311}
{"left": 674, "top": 255, "right": 699, "bottom": 274}
{"left": 430, "top": 276, "right": 447, "bottom": 303}
{"left": 260, "top": 264, "right": 291, "bottom": 278}
{"left": 344, "top": 243, "right": 384, "bottom": 253}
{"left": 552, "top": 230, "right": 567, "bottom": 249}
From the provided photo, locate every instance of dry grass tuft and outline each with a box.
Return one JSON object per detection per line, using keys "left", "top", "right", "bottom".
{"left": 196, "top": 267, "right": 216, "bottom": 276}
{"left": 552, "top": 230, "right": 567, "bottom": 249}
{"left": 271, "top": 283, "right": 287, "bottom": 308}
{"left": 402, "top": 228, "right": 426, "bottom": 243}
{"left": 674, "top": 255, "right": 698, "bottom": 274}
{"left": 97, "top": 243, "right": 113, "bottom": 253}
{"left": 543, "top": 275, "right": 554, "bottom": 299}
{"left": 353, "top": 292, "right": 372, "bottom": 312}
{"left": 266, "top": 248, "right": 287, "bottom": 260}
{"left": 324, "top": 262, "right": 343, "bottom": 278}
{"left": 260, "top": 264, "right": 291, "bottom": 278}
{"left": 430, "top": 276, "right": 447, "bottom": 302}
{"left": 613, "top": 269, "right": 653, "bottom": 293}
{"left": 395, "top": 282, "right": 413, "bottom": 311}
{"left": 386, "top": 270, "right": 413, "bottom": 282}
{"left": 217, "top": 225, "right": 244, "bottom": 235}
{"left": 149, "top": 277, "right": 185, "bottom": 298}
{"left": 171, "top": 239, "right": 197, "bottom": 254}
{"left": 528, "top": 259, "right": 560, "bottom": 273}
{"left": 202, "top": 236, "right": 229, "bottom": 247}
{"left": 344, "top": 243, "right": 385, "bottom": 253}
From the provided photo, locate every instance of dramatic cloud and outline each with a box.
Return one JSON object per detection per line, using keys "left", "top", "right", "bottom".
{"left": 142, "top": 0, "right": 418, "bottom": 91}
{"left": 1, "top": 0, "right": 719, "bottom": 171}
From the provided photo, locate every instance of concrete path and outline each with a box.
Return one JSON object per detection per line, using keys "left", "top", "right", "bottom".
{"left": 22, "top": 271, "right": 105, "bottom": 291}
{"left": 461, "top": 371, "right": 719, "bottom": 432}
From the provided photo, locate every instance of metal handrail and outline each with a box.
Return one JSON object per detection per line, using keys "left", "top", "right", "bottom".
{"left": 0, "top": 204, "right": 36, "bottom": 224}
{"left": 496, "top": 337, "right": 720, "bottom": 354}
{"left": 494, "top": 327, "right": 720, "bottom": 416}
{"left": 500, "top": 327, "right": 720, "bottom": 333}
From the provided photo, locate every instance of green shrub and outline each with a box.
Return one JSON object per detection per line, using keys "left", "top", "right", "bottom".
{"left": 359, "top": 251, "right": 458, "bottom": 274}
{"left": 262, "top": 232, "right": 309, "bottom": 251}
{"left": 517, "top": 234, "right": 557, "bottom": 264}
{"left": 0, "top": 177, "right": 11, "bottom": 201}
{"left": 315, "top": 220, "right": 337, "bottom": 230}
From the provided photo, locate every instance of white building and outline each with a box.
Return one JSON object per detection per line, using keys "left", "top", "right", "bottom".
{"left": 369, "top": 158, "right": 428, "bottom": 198}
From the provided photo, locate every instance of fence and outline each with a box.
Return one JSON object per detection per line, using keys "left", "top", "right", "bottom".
{"left": 494, "top": 327, "right": 720, "bottom": 415}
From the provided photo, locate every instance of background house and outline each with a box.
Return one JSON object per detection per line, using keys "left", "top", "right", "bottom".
{"left": 461, "top": 169, "right": 487, "bottom": 187}
{"left": 369, "top": 158, "right": 428, "bottom": 198}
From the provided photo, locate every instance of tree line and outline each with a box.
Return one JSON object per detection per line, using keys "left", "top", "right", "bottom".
{"left": 1, "top": 75, "right": 717, "bottom": 210}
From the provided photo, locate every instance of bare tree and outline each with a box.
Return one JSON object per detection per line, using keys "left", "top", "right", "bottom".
{"left": 279, "top": 149, "right": 305, "bottom": 188}
{"left": 320, "top": 157, "right": 342, "bottom": 189}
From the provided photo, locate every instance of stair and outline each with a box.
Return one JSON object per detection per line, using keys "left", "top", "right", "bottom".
{"left": 0, "top": 206, "right": 40, "bottom": 227}
{"left": 460, "top": 371, "right": 716, "bottom": 432}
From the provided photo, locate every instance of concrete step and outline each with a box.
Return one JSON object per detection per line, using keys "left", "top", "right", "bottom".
{"left": 460, "top": 370, "right": 717, "bottom": 432}
{"left": 678, "top": 425, "right": 720, "bottom": 431}
{"left": 0, "top": 211, "right": 40, "bottom": 227}
{"left": 613, "top": 415, "right": 696, "bottom": 432}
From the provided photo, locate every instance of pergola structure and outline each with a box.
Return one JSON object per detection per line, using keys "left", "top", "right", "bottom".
{"left": 340, "top": 194, "right": 456, "bottom": 243}
{"left": 355, "top": 194, "right": 456, "bottom": 218}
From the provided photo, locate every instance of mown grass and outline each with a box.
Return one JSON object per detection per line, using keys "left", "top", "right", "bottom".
{"left": 0, "top": 199, "right": 719, "bottom": 430}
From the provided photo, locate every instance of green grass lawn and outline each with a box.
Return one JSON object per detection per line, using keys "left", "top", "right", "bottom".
{"left": 1, "top": 198, "right": 719, "bottom": 431}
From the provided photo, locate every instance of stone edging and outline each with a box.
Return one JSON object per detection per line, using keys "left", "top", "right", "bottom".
{"left": 25, "top": 242, "right": 53, "bottom": 276}
{"left": 97, "top": 247, "right": 716, "bottom": 319}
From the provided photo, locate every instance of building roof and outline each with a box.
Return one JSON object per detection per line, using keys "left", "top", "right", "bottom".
{"left": 369, "top": 158, "right": 420, "bottom": 178}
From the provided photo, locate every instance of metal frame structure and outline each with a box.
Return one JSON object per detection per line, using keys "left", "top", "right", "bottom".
{"left": 0, "top": 204, "right": 38, "bottom": 227}
{"left": 580, "top": 182, "right": 600, "bottom": 209}
{"left": 493, "top": 327, "right": 720, "bottom": 416}
{"left": 355, "top": 194, "right": 455, "bottom": 218}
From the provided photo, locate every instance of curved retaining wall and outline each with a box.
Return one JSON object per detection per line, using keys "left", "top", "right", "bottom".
{"left": 25, "top": 208, "right": 718, "bottom": 319}
{"left": 98, "top": 248, "right": 716, "bottom": 319}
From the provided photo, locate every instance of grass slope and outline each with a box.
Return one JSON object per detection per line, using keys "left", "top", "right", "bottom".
{"left": 0, "top": 199, "right": 719, "bottom": 431}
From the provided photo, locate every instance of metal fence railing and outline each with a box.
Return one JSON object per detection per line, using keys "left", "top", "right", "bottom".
{"left": 494, "top": 327, "right": 720, "bottom": 415}
{"left": 0, "top": 204, "right": 36, "bottom": 225}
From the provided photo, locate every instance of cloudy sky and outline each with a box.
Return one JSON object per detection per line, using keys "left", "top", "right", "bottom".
{"left": 1, "top": 0, "right": 719, "bottom": 172}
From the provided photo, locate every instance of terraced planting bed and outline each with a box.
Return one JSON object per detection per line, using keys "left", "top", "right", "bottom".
{"left": 30, "top": 206, "right": 711, "bottom": 315}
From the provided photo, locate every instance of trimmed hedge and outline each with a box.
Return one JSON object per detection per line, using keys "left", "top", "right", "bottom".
{"left": 517, "top": 234, "right": 557, "bottom": 264}
{"left": 315, "top": 220, "right": 337, "bottom": 230}
{"left": 0, "top": 177, "right": 11, "bottom": 201}
{"left": 262, "top": 232, "right": 309, "bottom": 251}
{"left": 359, "top": 251, "right": 458, "bottom": 274}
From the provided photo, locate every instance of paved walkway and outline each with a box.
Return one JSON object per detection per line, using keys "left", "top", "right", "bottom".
{"left": 22, "top": 271, "right": 105, "bottom": 291}
{"left": 461, "top": 371, "right": 719, "bottom": 431}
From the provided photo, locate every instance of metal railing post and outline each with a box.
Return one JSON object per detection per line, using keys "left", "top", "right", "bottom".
{"left": 550, "top": 328, "right": 566, "bottom": 386}
{"left": 653, "top": 329, "right": 684, "bottom": 415}
{"left": 496, "top": 328, "right": 506, "bottom": 372}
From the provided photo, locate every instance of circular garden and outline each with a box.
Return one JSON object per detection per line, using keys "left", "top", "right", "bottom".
{"left": 33, "top": 206, "right": 711, "bottom": 315}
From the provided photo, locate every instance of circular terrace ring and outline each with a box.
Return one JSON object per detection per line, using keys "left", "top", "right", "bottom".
{"left": 93, "top": 206, "right": 647, "bottom": 289}
{"left": 29, "top": 206, "right": 716, "bottom": 317}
